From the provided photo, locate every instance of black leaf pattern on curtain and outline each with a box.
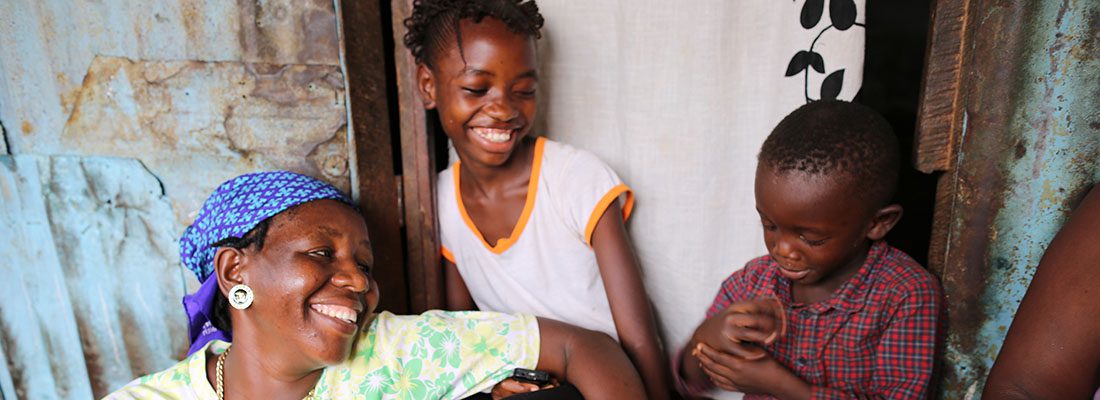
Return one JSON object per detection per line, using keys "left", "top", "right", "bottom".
{"left": 829, "top": 0, "right": 857, "bottom": 30}
{"left": 785, "top": 51, "right": 825, "bottom": 76}
{"left": 800, "top": 0, "right": 824, "bottom": 29}
{"left": 820, "top": 69, "right": 845, "bottom": 100}
{"left": 788, "top": 0, "right": 864, "bottom": 103}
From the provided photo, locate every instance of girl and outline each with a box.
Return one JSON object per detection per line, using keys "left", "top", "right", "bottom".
{"left": 404, "top": 1, "right": 669, "bottom": 398}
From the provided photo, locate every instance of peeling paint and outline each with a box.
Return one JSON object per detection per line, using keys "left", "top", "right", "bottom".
{"left": 938, "top": 0, "right": 1100, "bottom": 397}
{"left": 1, "top": 119, "right": 8, "bottom": 155}
{"left": 0, "top": 0, "right": 340, "bottom": 157}
{"left": 61, "top": 56, "right": 350, "bottom": 225}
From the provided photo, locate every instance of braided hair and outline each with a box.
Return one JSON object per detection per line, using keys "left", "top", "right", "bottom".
{"left": 758, "top": 100, "right": 900, "bottom": 207}
{"left": 403, "top": 0, "right": 544, "bottom": 68}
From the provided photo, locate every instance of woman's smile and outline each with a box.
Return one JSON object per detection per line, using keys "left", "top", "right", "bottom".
{"left": 310, "top": 303, "right": 362, "bottom": 336}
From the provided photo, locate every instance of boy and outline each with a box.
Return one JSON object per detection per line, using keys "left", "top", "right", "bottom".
{"left": 676, "top": 100, "right": 942, "bottom": 399}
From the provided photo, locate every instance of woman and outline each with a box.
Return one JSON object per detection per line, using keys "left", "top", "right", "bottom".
{"left": 105, "top": 171, "right": 644, "bottom": 399}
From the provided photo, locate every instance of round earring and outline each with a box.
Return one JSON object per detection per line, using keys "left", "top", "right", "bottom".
{"left": 228, "top": 284, "right": 254, "bottom": 310}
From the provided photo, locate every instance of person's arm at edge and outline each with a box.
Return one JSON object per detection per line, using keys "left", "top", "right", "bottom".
{"left": 984, "top": 185, "right": 1100, "bottom": 399}
{"left": 444, "top": 258, "right": 477, "bottom": 311}
{"left": 591, "top": 201, "right": 672, "bottom": 400}
{"left": 535, "top": 316, "right": 646, "bottom": 399}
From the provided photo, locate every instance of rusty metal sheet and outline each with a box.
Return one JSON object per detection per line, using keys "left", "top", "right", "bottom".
{"left": 0, "top": 0, "right": 338, "bottom": 156}
{"left": 0, "top": 155, "right": 95, "bottom": 400}
{"left": 40, "top": 156, "right": 190, "bottom": 397}
{"left": 60, "top": 56, "right": 350, "bottom": 228}
{"left": 2, "top": 154, "right": 191, "bottom": 398}
{"left": 1, "top": 121, "right": 8, "bottom": 155}
{"left": 932, "top": 0, "right": 1100, "bottom": 398}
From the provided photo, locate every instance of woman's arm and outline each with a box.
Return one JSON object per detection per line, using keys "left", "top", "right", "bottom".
{"left": 535, "top": 317, "right": 646, "bottom": 399}
{"left": 444, "top": 259, "right": 477, "bottom": 311}
{"left": 591, "top": 201, "right": 671, "bottom": 400}
{"left": 985, "top": 186, "right": 1100, "bottom": 399}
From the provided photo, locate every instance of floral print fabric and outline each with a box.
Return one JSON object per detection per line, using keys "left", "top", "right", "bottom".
{"left": 104, "top": 311, "right": 540, "bottom": 399}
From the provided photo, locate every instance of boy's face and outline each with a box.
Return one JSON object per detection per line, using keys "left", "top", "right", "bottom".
{"left": 417, "top": 17, "right": 538, "bottom": 169}
{"left": 754, "top": 164, "right": 897, "bottom": 295}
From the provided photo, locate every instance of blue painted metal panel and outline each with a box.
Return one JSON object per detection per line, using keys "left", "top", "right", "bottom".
{"left": 937, "top": 0, "right": 1100, "bottom": 397}
{"left": 0, "top": 156, "right": 95, "bottom": 400}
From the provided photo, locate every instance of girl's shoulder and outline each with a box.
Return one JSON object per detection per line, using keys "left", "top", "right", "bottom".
{"left": 538, "top": 138, "right": 619, "bottom": 181}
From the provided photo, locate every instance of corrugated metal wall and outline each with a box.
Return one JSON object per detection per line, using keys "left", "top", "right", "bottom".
{"left": 0, "top": 1, "right": 354, "bottom": 398}
{"left": 923, "top": 0, "right": 1100, "bottom": 398}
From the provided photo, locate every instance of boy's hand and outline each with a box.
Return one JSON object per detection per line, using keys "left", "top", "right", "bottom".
{"left": 695, "top": 342, "right": 808, "bottom": 397}
{"left": 692, "top": 297, "right": 786, "bottom": 360}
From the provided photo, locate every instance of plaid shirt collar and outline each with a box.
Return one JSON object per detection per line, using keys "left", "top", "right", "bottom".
{"left": 775, "top": 241, "right": 888, "bottom": 314}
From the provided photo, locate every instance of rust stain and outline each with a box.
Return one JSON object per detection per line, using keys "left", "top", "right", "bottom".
{"left": 21, "top": 121, "right": 33, "bottom": 135}
{"left": 301, "top": 7, "right": 339, "bottom": 63}
{"left": 236, "top": 0, "right": 338, "bottom": 65}
{"left": 246, "top": 63, "right": 343, "bottom": 106}
{"left": 180, "top": 1, "right": 204, "bottom": 49}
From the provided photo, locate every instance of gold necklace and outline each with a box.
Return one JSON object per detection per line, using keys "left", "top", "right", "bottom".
{"left": 216, "top": 345, "right": 317, "bottom": 400}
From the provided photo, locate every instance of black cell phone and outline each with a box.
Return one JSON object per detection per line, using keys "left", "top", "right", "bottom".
{"left": 511, "top": 368, "right": 550, "bottom": 385}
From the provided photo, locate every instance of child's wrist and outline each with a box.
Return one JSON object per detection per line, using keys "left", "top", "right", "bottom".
{"left": 672, "top": 344, "right": 712, "bottom": 398}
{"left": 771, "top": 370, "right": 812, "bottom": 400}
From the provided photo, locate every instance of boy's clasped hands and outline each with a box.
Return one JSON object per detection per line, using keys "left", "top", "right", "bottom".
{"left": 690, "top": 298, "right": 800, "bottom": 395}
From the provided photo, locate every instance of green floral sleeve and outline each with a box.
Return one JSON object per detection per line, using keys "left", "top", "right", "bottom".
{"left": 318, "top": 310, "right": 540, "bottom": 399}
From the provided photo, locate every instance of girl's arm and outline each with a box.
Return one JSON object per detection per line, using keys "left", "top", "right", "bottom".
{"left": 536, "top": 317, "right": 646, "bottom": 399}
{"left": 591, "top": 201, "right": 672, "bottom": 400}
{"left": 444, "top": 259, "right": 477, "bottom": 311}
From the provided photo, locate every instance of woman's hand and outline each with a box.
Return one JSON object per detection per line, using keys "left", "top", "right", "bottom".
{"left": 490, "top": 378, "right": 557, "bottom": 399}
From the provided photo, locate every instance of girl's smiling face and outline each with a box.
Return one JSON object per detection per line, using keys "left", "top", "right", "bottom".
{"left": 233, "top": 199, "right": 378, "bottom": 367}
{"left": 417, "top": 17, "right": 539, "bottom": 169}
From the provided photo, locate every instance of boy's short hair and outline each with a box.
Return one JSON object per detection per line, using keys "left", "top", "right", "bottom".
{"left": 758, "top": 100, "right": 900, "bottom": 207}
{"left": 403, "top": 0, "right": 544, "bottom": 68}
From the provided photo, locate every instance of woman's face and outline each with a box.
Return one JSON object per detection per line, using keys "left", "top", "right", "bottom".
{"left": 239, "top": 199, "right": 378, "bottom": 367}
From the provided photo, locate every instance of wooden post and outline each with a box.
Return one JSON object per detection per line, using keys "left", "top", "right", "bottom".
{"left": 338, "top": 0, "right": 409, "bottom": 313}
{"left": 391, "top": 0, "right": 445, "bottom": 312}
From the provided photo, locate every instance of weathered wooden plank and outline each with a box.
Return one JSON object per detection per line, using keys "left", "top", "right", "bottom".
{"left": 338, "top": 0, "right": 410, "bottom": 313}
{"left": 391, "top": 0, "right": 444, "bottom": 312}
{"left": 914, "top": 0, "right": 971, "bottom": 173}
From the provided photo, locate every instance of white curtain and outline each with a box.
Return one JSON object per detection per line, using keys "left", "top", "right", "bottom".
{"left": 535, "top": 1, "right": 865, "bottom": 397}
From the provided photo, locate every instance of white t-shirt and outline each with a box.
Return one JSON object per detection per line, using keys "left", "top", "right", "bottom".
{"left": 437, "top": 137, "right": 633, "bottom": 340}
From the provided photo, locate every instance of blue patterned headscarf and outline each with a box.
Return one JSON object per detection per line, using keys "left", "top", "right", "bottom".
{"left": 180, "top": 171, "right": 353, "bottom": 355}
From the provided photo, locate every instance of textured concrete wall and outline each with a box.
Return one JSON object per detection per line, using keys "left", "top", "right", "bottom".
{"left": 0, "top": 0, "right": 353, "bottom": 398}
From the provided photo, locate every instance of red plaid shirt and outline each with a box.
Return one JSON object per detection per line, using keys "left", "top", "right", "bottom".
{"left": 705, "top": 241, "right": 942, "bottom": 399}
